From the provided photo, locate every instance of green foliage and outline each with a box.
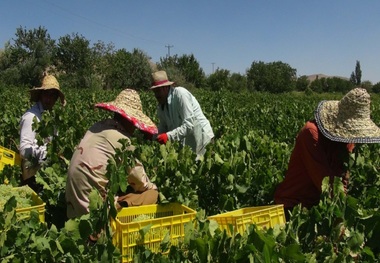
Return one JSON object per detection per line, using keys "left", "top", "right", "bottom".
{"left": 296, "top": 75, "right": 310, "bottom": 92}
{"left": 54, "top": 33, "right": 96, "bottom": 89}
{"left": 0, "top": 185, "right": 35, "bottom": 210}
{"left": 206, "top": 68, "right": 231, "bottom": 91}
{"left": 310, "top": 76, "right": 354, "bottom": 93}
{"left": 159, "top": 54, "right": 206, "bottom": 88}
{"left": 0, "top": 85, "right": 29, "bottom": 149}
{"left": 350, "top": 60, "right": 362, "bottom": 85}
{"left": 361, "top": 80, "right": 373, "bottom": 92}
{"left": 0, "top": 191, "right": 121, "bottom": 262}
{"left": 229, "top": 72, "right": 248, "bottom": 92}
{"left": 102, "top": 48, "right": 152, "bottom": 90}
{"left": 2, "top": 87, "right": 380, "bottom": 261}
{"left": 2, "top": 26, "right": 366, "bottom": 93}
{"left": 372, "top": 81, "right": 380, "bottom": 93}
{"left": 127, "top": 48, "right": 154, "bottom": 90}
{"left": 246, "top": 61, "right": 297, "bottom": 93}
{"left": 0, "top": 26, "right": 55, "bottom": 87}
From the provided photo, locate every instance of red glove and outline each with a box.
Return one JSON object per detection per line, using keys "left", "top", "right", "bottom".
{"left": 157, "top": 133, "right": 168, "bottom": 144}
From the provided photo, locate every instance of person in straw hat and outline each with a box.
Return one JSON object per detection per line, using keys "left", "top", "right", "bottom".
{"left": 65, "top": 89, "right": 159, "bottom": 220}
{"left": 274, "top": 87, "right": 380, "bottom": 220}
{"left": 19, "top": 74, "right": 66, "bottom": 192}
{"left": 150, "top": 70, "right": 214, "bottom": 159}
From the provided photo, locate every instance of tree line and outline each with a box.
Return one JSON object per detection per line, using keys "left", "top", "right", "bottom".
{"left": 1, "top": 26, "right": 379, "bottom": 93}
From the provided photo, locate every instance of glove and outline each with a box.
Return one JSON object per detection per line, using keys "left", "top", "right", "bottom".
{"left": 157, "top": 133, "right": 168, "bottom": 144}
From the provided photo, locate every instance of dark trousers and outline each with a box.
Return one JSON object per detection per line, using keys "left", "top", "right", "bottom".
{"left": 21, "top": 176, "right": 43, "bottom": 193}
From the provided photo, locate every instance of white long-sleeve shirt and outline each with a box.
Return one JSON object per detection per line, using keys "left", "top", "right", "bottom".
{"left": 157, "top": 87, "right": 214, "bottom": 156}
{"left": 19, "top": 102, "right": 48, "bottom": 180}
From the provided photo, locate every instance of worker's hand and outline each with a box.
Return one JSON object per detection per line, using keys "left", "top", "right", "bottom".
{"left": 157, "top": 133, "right": 168, "bottom": 144}
{"left": 114, "top": 196, "right": 120, "bottom": 209}
{"left": 342, "top": 172, "right": 349, "bottom": 194}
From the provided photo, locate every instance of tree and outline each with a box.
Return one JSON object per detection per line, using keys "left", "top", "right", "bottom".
{"left": 54, "top": 33, "right": 95, "bottom": 89}
{"left": 0, "top": 26, "right": 55, "bottom": 87}
{"left": 350, "top": 60, "right": 362, "bottom": 85}
{"left": 103, "top": 48, "right": 131, "bottom": 90}
{"left": 296, "top": 75, "right": 310, "bottom": 92}
{"left": 0, "top": 41, "right": 21, "bottom": 85}
{"left": 206, "top": 68, "right": 230, "bottom": 91}
{"left": 92, "top": 40, "right": 116, "bottom": 89}
{"left": 309, "top": 77, "right": 327, "bottom": 93}
{"left": 309, "top": 76, "right": 353, "bottom": 93}
{"left": 159, "top": 54, "right": 205, "bottom": 88}
{"left": 372, "top": 82, "right": 380, "bottom": 93}
{"left": 229, "top": 73, "right": 247, "bottom": 92}
{"left": 326, "top": 77, "right": 354, "bottom": 93}
{"left": 246, "top": 61, "right": 297, "bottom": 93}
{"left": 102, "top": 48, "right": 152, "bottom": 90}
{"left": 360, "top": 80, "right": 372, "bottom": 92}
{"left": 126, "top": 48, "right": 154, "bottom": 90}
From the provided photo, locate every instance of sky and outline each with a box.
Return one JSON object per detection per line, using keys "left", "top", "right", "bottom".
{"left": 1, "top": 0, "right": 380, "bottom": 83}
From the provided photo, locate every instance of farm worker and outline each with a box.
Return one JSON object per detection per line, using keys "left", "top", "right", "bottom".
{"left": 150, "top": 70, "right": 214, "bottom": 159}
{"left": 274, "top": 87, "right": 380, "bottom": 220}
{"left": 19, "top": 74, "right": 66, "bottom": 193}
{"left": 65, "top": 89, "right": 159, "bottom": 219}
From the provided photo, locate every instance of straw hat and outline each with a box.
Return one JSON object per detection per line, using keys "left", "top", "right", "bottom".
{"left": 95, "top": 89, "right": 158, "bottom": 135}
{"left": 30, "top": 75, "right": 66, "bottom": 106}
{"left": 150, "top": 70, "right": 174, "bottom": 89}
{"left": 315, "top": 87, "right": 380, "bottom": 143}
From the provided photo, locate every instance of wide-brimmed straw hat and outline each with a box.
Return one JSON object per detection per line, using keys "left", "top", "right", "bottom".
{"left": 95, "top": 89, "right": 158, "bottom": 135}
{"left": 150, "top": 70, "right": 175, "bottom": 89}
{"left": 315, "top": 87, "right": 380, "bottom": 143}
{"left": 30, "top": 75, "right": 66, "bottom": 106}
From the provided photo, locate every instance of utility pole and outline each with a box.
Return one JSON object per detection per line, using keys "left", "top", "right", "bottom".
{"left": 212, "top": 62, "right": 215, "bottom": 73}
{"left": 165, "top": 44, "right": 174, "bottom": 58}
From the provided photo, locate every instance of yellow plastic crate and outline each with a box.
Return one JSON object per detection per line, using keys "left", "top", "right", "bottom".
{"left": 15, "top": 187, "right": 46, "bottom": 222}
{"left": 0, "top": 146, "right": 21, "bottom": 171}
{"left": 207, "top": 204, "right": 285, "bottom": 235}
{"left": 112, "top": 203, "right": 196, "bottom": 263}
{"left": 0, "top": 186, "right": 46, "bottom": 222}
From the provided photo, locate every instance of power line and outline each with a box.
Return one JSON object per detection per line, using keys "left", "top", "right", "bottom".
{"left": 39, "top": 0, "right": 165, "bottom": 46}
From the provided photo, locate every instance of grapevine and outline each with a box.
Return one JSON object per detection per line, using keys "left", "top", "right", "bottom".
{"left": 0, "top": 184, "right": 35, "bottom": 211}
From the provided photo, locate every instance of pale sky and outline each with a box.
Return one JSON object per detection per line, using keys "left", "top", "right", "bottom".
{"left": 1, "top": 0, "right": 380, "bottom": 83}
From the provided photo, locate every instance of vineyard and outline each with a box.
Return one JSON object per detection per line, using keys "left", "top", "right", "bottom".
{"left": 1, "top": 86, "right": 380, "bottom": 262}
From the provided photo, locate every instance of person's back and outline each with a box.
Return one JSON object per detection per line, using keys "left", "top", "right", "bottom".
{"left": 65, "top": 89, "right": 159, "bottom": 220}
{"left": 66, "top": 119, "right": 130, "bottom": 218}
{"left": 274, "top": 120, "right": 352, "bottom": 210}
{"left": 274, "top": 88, "right": 380, "bottom": 220}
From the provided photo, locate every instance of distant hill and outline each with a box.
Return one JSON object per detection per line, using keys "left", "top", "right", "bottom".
{"left": 305, "top": 74, "right": 349, "bottom": 82}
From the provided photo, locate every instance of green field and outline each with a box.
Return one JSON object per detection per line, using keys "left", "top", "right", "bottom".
{"left": 1, "top": 87, "right": 380, "bottom": 262}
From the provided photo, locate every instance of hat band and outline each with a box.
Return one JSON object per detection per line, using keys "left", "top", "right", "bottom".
{"left": 153, "top": 80, "right": 169, "bottom": 86}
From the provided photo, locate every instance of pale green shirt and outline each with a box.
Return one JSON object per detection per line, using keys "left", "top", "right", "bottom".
{"left": 157, "top": 87, "right": 214, "bottom": 156}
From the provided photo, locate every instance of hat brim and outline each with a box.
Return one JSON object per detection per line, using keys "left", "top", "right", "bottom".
{"left": 150, "top": 81, "right": 174, "bottom": 89}
{"left": 315, "top": 100, "right": 380, "bottom": 143}
{"left": 30, "top": 87, "right": 66, "bottom": 106}
{"left": 95, "top": 103, "right": 158, "bottom": 135}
